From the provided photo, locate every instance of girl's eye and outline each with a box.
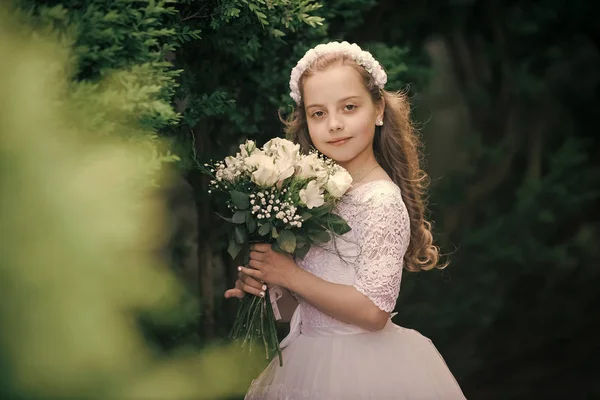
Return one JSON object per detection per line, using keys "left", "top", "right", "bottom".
{"left": 312, "top": 111, "right": 325, "bottom": 118}
{"left": 344, "top": 104, "right": 356, "bottom": 111}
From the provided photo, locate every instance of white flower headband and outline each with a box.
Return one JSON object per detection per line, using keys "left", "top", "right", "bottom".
{"left": 289, "top": 41, "right": 388, "bottom": 105}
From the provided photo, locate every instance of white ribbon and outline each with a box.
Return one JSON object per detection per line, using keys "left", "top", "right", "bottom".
{"left": 269, "top": 285, "right": 284, "bottom": 321}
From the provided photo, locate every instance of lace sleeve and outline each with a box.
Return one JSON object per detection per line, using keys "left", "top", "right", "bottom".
{"left": 352, "top": 188, "right": 410, "bottom": 312}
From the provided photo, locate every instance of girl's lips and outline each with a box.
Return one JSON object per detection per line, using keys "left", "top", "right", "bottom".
{"left": 328, "top": 138, "right": 351, "bottom": 146}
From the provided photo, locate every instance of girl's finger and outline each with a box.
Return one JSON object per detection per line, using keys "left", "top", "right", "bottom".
{"left": 239, "top": 271, "right": 266, "bottom": 290}
{"left": 225, "top": 277, "right": 265, "bottom": 298}
{"left": 239, "top": 266, "right": 263, "bottom": 281}
{"left": 224, "top": 288, "right": 244, "bottom": 299}
{"left": 241, "top": 282, "right": 265, "bottom": 298}
{"left": 248, "top": 259, "right": 263, "bottom": 270}
{"left": 250, "top": 250, "right": 265, "bottom": 261}
{"left": 238, "top": 270, "right": 254, "bottom": 283}
{"left": 250, "top": 243, "right": 270, "bottom": 253}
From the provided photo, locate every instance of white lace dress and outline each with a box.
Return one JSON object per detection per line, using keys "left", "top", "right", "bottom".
{"left": 245, "top": 180, "right": 466, "bottom": 400}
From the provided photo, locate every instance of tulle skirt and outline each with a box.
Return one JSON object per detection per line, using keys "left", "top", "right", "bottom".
{"left": 245, "top": 321, "right": 466, "bottom": 400}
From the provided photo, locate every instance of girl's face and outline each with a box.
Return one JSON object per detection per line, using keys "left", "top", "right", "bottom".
{"left": 302, "top": 64, "right": 384, "bottom": 169}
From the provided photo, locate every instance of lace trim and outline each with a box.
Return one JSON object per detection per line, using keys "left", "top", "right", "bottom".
{"left": 353, "top": 283, "right": 394, "bottom": 313}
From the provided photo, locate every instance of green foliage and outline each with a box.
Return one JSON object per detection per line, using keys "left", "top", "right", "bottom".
{"left": 230, "top": 190, "right": 251, "bottom": 210}
{"left": 318, "top": 0, "right": 377, "bottom": 31}
{"left": 366, "top": 43, "right": 431, "bottom": 92}
{"left": 11, "top": 0, "right": 188, "bottom": 183}
{"left": 0, "top": 12, "right": 266, "bottom": 399}
{"left": 276, "top": 229, "right": 296, "bottom": 253}
{"left": 168, "top": 0, "right": 390, "bottom": 170}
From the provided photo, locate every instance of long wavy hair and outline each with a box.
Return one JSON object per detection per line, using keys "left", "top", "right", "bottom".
{"left": 281, "top": 52, "right": 445, "bottom": 272}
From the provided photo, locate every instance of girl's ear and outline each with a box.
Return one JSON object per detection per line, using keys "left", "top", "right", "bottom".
{"left": 376, "top": 97, "right": 386, "bottom": 122}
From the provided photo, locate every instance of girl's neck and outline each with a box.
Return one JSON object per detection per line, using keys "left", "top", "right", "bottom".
{"left": 340, "top": 154, "right": 380, "bottom": 182}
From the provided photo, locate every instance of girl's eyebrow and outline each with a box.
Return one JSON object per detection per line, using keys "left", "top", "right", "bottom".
{"left": 305, "top": 96, "right": 362, "bottom": 109}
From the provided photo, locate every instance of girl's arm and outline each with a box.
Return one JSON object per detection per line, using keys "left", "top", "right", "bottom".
{"left": 284, "top": 268, "right": 390, "bottom": 331}
{"left": 240, "top": 261, "right": 388, "bottom": 331}
{"left": 243, "top": 190, "right": 407, "bottom": 332}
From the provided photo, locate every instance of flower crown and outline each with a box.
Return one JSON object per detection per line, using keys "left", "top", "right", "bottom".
{"left": 289, "top": 41, "right": 388, "bottom": 105}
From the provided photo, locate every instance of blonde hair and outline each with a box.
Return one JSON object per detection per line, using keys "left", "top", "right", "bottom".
{"left": 280, "top": 53, "right": 446, "bottom": 272}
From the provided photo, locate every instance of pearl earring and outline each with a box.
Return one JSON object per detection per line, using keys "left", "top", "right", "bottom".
{"left": 376, "top": 119, "right": 383, "bottom": 126}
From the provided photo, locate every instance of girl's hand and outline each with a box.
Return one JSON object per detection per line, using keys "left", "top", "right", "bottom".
{"left": 238, "top": 243, "right": 300, "bottom": 289}
{"left": 224, "top": 270, "right": 267, "bottom": 299}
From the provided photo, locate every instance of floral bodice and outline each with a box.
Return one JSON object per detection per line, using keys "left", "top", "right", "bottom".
{"left": 279, "top": 180, "right": 410, "bottom": 346}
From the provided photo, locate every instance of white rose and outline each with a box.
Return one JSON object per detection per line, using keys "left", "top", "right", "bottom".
{"left": 296, "top": 153, "right": 328, "bottom": 184}
{"left": 299, "top": 180, "right": 325, "bottom": 209}
{"left": 326, "top": 170, "right": 353, "bottom": 198}
{"left": 252, "top": 162, "right": 279, "bottom": 187}
{"left": 264, "top": 138, "right": 300, "bottom": 162}
{"left": 296, "top": 153, "right": 320, "bottom": 179}
{"left": 314, "top": 167, "right": 329, "bottom": 186}
{"left": 244, "top": 152, "right": 271, "bottom": 169}
{"left": 275, "top": 157, "right": 296, "bottom": 182}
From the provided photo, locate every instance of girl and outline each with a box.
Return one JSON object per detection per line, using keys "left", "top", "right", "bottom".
{"left": 225, "top": 41, "right": 467, "bottom": 399}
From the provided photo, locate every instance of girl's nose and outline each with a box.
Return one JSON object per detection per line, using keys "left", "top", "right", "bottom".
{"left": 328, "top": 115, "right": 343, "bottom": 132}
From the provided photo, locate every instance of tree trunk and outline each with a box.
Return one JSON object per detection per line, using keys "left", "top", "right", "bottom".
{"left": 198, "top": 199, "right": 215, "bottom": 339}
{"left": 191, "top": 124, "right": 216, "bottom": 340}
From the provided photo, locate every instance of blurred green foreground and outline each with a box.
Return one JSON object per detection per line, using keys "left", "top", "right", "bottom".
{"left": 0, "top": 12, "right": 264, "bottom": 400}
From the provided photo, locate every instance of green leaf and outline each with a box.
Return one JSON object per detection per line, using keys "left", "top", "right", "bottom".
{"left": 308, "top": 229, "right": 330, "bottom": 243}
{"left": 276, "top": 229, "right": 296, "bottom": 253}
{"left": 227, "top": 236, "right": 242, "bottom": 259}
{"left": 300, "top": 212, "right": 312, "bottom": 221}
{"left": 296, "top": 234, "right": 308, "bottom": 247}
{"left": 230, "top": 191, "right": 250, "bottom": 210}
{"left": 270, "top": 28, "right": 285, "bottom": 38}
{"left": 324, "top": 213, "right": 351, "bottom": 235}
{"left": 232, "top": 210, "right": 246, "bottom": 224}
{"left": 271, "top": 226, "right": 279, "bottom": 238}
{"left": 234, "top": 226, "right": 248, "bottom": 244}
{"left": 332, "top": 221, "right": 351, "bottom": 235}
{"left": 310, "top": 204, "right": 334, "bottom": 218}
{"left": 258, "top": 222, "right": 272, "bottom": 236}
{"left": 324, "top": 212, "right": 346, "bottom": 225}
{"left": 271, "top": 242, "right": 284, "bottom": 254}
{"left": 246, "top": 212, "right": 257, "bottom": 234}
{"left": 216, "top": 212, "right": 233, "bottom": 223}
{"left": 295, "top": 243, "right": 311, "bottom": 259}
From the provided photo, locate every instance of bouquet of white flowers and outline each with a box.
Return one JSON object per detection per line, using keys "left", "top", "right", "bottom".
{"left": 198, "top": 138, "right": 353, "bottom": 365}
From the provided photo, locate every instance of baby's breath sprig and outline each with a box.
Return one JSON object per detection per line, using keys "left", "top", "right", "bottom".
{"left": 249, "top": 188, "right": 303, "bottom": 229}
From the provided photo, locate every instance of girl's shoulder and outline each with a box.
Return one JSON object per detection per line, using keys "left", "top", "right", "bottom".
{"left": 346, "top": 179, "right": 400, "bottom": 195}
{"left": 345, "top": 179, "right": 403, "bottom": 205}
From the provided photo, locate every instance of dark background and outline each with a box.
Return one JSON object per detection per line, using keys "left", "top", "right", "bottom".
{"left": 3, "top": 0, "right": 599, "bottom": 398}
